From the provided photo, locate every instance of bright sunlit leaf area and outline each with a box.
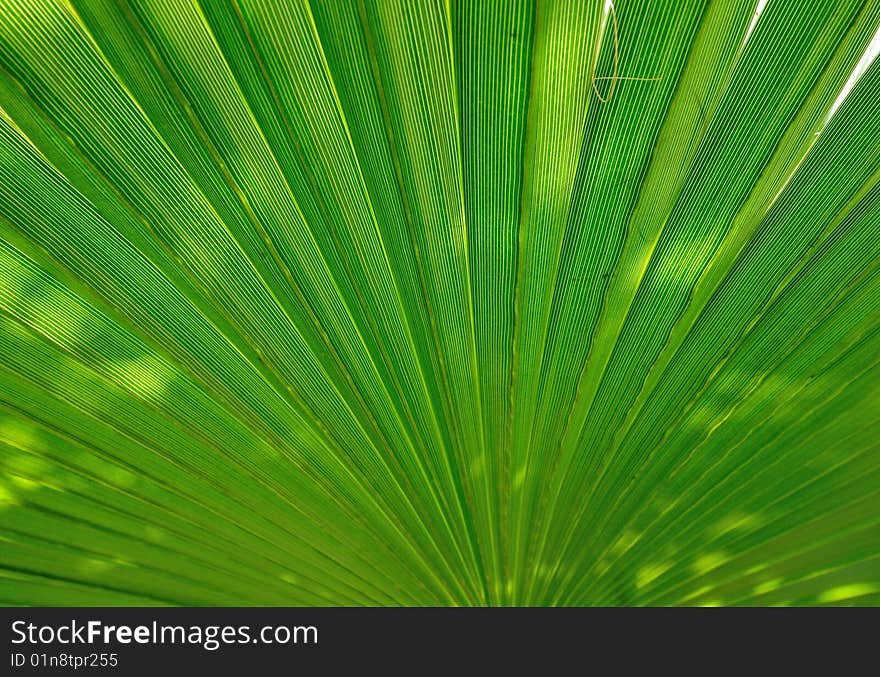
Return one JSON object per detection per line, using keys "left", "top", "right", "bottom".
{"left": 1, "top": 0, "right": 879, "bottom": 606}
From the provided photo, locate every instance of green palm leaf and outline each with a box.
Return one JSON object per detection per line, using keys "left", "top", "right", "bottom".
{"left": 1, "top": 0, "right": 878, "bottom": 605}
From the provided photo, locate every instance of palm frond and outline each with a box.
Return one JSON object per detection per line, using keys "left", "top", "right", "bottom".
{"left": 1, "top": 0, "right": 879, "bottom": 605}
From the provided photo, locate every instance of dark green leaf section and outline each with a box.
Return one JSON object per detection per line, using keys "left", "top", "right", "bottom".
{"left": 1, "top": 0, "right": 878, "bottom": 605}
